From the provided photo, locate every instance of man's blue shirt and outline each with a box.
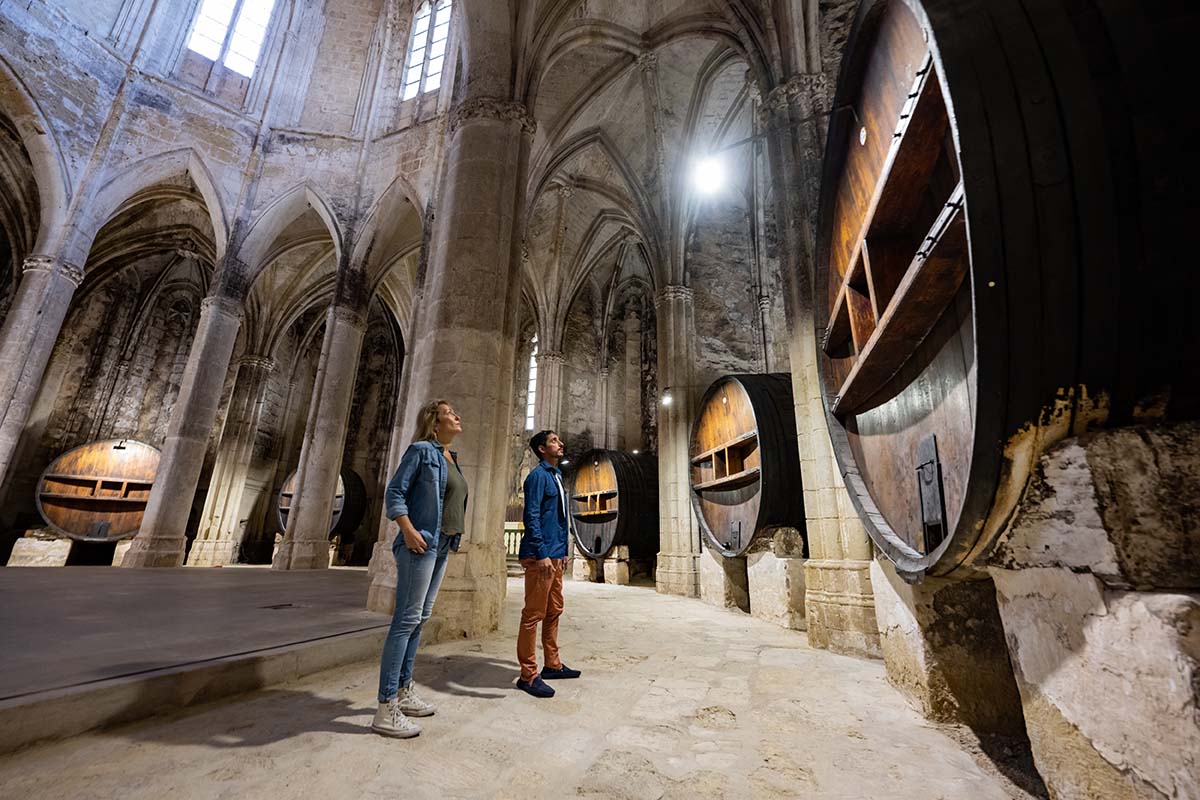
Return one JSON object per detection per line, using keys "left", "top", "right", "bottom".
{"left": 520, "top": 460, "right": 570, "bottom": 560}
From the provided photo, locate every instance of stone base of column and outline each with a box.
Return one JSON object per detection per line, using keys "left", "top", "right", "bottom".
{"left": 120, "top": 536, "right": 186, "bottom": 568}
{"left": 422, "top": 545, "right": 505, "bottom": 644}
{"left": 804, "top": 558, "right": 880, "bottom": 658}
{"left": 271, "top": 539, "right": 332, "bottom": 570}
{"left": 366, "top": 540, "right": 397, "bottom": 615}
{"left": 6, "top": 534, "right": 70, "bottom": 566}
{"left": 872, "top": 558, "right": 1024, "bottom": 735}
{"left": 698, "top": 547, "right": 748, "bottom": 611}
{"left": 655, "top": 552, "right": 699, "bottom": 597}
{"left": 602, "top": 557, "right": 630, "bottom": 585}
{"left": 186, "top": 538, "right": 237, "bottom": 566}
{"left": 747, "top": 551, "right": 806, "bottom": 630}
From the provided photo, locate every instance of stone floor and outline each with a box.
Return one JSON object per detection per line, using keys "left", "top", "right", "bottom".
{"left": 0, "top": 566, "right": 386, "bottom": 700}
{"left": 0, "top": 576, "right": 1029, "bottom": 799}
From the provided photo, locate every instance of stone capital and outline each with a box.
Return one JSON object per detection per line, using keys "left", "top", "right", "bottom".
{"left": 237, "top": 354, "right": 277, "bottom": 373}
{"left": 537, "top": 349, "right": 565, "bottom": 365}
{"left": 655, "top": 284, "right": 694, "bottom": 308}
{"left": 23, "top": 255, "right": 85, "bottom": 288}
{"left": 329, "top": 303, "right": 368, "bottom": 330}
{"left": 200, "top": 294, "right": 245, "bottom": 320}
{"left": 449, "top": 96, "right": 537, "bottom": 137}
{"left": 759, "top": 72, "right": 829, "bottom": 124}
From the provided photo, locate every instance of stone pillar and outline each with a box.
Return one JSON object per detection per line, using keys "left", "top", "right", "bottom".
{"left": 188, "top": 355, "right": 276, "bottom": 566}
{"left": 534, "top": 349, "right": 564, "bottom": 430}
{"left": 654, "top": 285, "right": 699, "bottom": 597}
{"left": 762, "top": 74, "right": 879, "bottom": 657}
{"left": 273, "top": 303, "right": 366, "bottom": 570}
{"left": 0, "top": 256, "right": 84, "bottom": 488}
{"left": 122, "top": 293, "right": 244, "bottom": 567}
{"left": 988, "top": 424, "right": 1200, "bottom": 800}
{"left": 623, "top": 312, "right": 642, "bottom": 451}
{"left": 378, "top": 96, "right": 533, "bottom": 639}
{"left": 597, "top": 367, "right": 611, "bottom": 449}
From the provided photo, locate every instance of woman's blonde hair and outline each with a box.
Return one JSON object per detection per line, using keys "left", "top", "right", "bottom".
{"left": 414, "top": 399, "right": 451, "bottom": 442}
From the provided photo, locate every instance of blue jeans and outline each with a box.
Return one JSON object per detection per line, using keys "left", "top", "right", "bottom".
{"left": 377, "top": 533, "right": 452, "bottom": 702}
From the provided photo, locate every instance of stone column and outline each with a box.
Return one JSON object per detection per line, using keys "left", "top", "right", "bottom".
{"left": 187, "top": 355, "right": 276, "bottom": 566}
{"left": 762, "top": 74, "right": 879, "bottom": 657}
{"left": 122, "top": 292, "right": 244, "bottom": 567}
{"left": 534, "top": 349, "right": 564, "bottom": 431}
{"left": 388, "top": 95, "right": 533, "bottom": 639}
{"left": 596, "top": 367, "right": 611, "bottom": 448}
{"left": 272, "top": 303, "right": 367, "bottom": 570}
{"left": 0, "top": 256, "right": 84, "bottom": 488}
{"left": 654, "top": 285, "right": 700, "bottom": 597}
{"left": 623, "top": 312, "right": 642, "bottom": 451}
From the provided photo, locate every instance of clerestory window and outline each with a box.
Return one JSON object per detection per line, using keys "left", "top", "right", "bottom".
{"left": 401, "top": 0, "right": 453, "bottom": 101}
{"left": 187, "top": 0, "right": 278, "bottom": 78}
{"left": 525, "top": 335, "right": 538, "bottom": 431}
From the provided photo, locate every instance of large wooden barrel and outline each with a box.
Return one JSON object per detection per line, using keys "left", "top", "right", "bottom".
{"left": 567, "top": 449, "right": 658, "bottom": 560}
{"left": 689, "top": 375, "right": 805, "bottom": 557}
{"left": 816, "top": 0, "right": 1199, "bottom": 581}
{"left": 35, "top": 440, "right": 160, "bottom": 541}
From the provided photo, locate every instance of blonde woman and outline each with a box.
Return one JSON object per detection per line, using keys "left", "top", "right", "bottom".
{"left": 372, "top": 400, "right": 468, "bottom": 738}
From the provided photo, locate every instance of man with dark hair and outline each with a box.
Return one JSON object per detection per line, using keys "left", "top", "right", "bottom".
{"left": 516, "top": 430, "right": 582, "bottom": 697}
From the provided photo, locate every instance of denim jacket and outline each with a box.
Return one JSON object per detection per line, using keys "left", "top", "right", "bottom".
{"left": 519, "top": 460, "right": 570, "bottom": 560}
{"left": 384, "top": 440, "right": 466, "bottom": 553}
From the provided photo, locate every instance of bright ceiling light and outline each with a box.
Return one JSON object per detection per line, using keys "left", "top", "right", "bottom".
{"left": 691, "top": 155, "right": 725, "bottom": 196}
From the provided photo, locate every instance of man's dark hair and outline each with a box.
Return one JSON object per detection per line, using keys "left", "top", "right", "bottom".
{"left": 529, "top": 430, "right": 556, "bottom": 459}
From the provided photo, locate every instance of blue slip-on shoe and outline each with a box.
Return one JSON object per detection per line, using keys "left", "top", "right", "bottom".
{"left": 540, "top": 664, "right": 582, "bottom": 680}
{"left": 516, "top": 676, "right": 556, "bottom": 697}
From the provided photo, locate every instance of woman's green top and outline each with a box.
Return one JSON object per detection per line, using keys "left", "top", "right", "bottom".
{"left": 441, "top": 455, "right": 468, "bottom": 535}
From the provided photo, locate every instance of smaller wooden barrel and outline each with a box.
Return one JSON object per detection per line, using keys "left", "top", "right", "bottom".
{"left": 689, "top": 375, "right": 804, "bottom": 557}
{"left": 36, "top": 439, "right": 161, "bottom": 541}
{"left": 567, "top": 449, "right": 658, "bottom": 560}
{"left": 276, "top": 469, "right": 346, "bottom": 534}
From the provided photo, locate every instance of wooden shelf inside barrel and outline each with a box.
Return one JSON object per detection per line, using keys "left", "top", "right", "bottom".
{"left": 832, "top": 183, "right": 967, "bottom": 415}
{"left": 693, "top": 466, "right": 762, "bottom": 492}
{"left": 690, "top": 431, "right": 758, "bottom": 465}
{"left": 821, "top": 41, "right": 967, "bottom": 417}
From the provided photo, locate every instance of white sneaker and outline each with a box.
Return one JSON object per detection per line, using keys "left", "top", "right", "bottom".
{"left": 371, "top": 699, "right": 421, "bottom": 738}
{"left": 398, "top": 684, "right": 436, "bottom": 717}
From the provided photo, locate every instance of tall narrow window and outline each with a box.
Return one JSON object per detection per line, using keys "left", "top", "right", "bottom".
{"left": 525, "top": 336, "right": 538, "bottom": 431}
{"left": 401, "top": 0, "right": 453, "bottom": 101}
{"left": 187, "top": 0, "right": 278, "bottom": 78}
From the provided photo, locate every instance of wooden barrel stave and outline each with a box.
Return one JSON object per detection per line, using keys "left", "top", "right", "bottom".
{"left": 35, "top": 440, "right": 161, "bottom": 541}
{"left": 689, "top": 374, "right": 804, "bottom": 557}
{"left": 567, "top": 449, "right": 658, "bottom": 561}
{"left": 817, "top": 0, "right": 1200, "bottom": 580}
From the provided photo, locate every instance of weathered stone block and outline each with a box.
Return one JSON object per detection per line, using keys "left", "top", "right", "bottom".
{"left": 573, "top": 557, "right": 600, "bottom": 582}
{"left": 992, "top": 567, "right": 1198, "bottom": 799}
{"left": 111, "top": 540, "right": 133, "bottom": 566}
{"left": 7, "top": 537, "right": 70, "bottom": 567}
{"left": 602, "top": 558, "right": 630, "bottom": 585}
{"left": 698, "top": 547, "right": 749, "bottom": 612}
{"left": 746, "top": 550, "right": 806, "bottom": 630}
{"left": 871, "top": 558, "right": 1025, "bottom": 735}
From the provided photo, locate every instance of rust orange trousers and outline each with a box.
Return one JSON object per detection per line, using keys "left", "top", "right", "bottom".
{"left": 517, "top": 558, "right": 565, "bottom": 681}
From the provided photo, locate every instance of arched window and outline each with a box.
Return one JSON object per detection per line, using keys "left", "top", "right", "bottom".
{"left": 187, "top": 0, "right": 278, "bottom": 77}
{"left": 402, "top": 0, "right": 453, "bottom": 101}
{"left": 525, "top": 335, "right": 538, "bottom": 431}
